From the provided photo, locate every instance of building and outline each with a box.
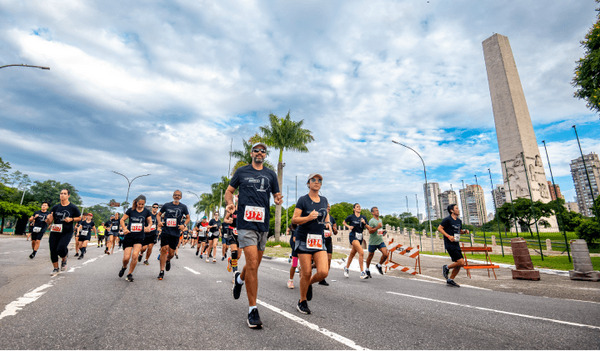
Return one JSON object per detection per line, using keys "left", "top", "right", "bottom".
{"left": 547, "top": 181, "right": 564, "bottom": 201}
{"left": 459, "top": 184, "right": 487, "bottom": 226}
{"left": 570, "top": 152, "right": 600, "bottom": 217}
{"left": 565, "top": 201, "right": 580, "bottom": 213}
{"left": 438, "top": 190, "right": 458, "bottom": 218}
{"left": 423, "top": 182, "right": 442, "bottom": 220}
{"left": 492, "top": 184, "right": 507, "bottom": 208}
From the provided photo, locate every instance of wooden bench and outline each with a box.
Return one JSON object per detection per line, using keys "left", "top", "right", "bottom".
{"left": 460, "top": 244, "right": 499, "bottom": 279}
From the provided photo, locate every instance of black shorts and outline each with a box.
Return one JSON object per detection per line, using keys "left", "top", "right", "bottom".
{"left": 324, "top": 237, "right": 333, "bottom": 254}
{"left": 198, "top": 236, "right": 208, "bottom": 243}
{"left": 78, "top": 235, "right": 91, "bottom": 242}
{"left": 446, "top": 244, "right": 464, "bottom": 262}
{"left": 123, "top": 234, "right": 144, "bottom": 248}
{"left": 97, "top": 235, "right": 105, "bottom": 241}
{"left": 143, "top": 233, "right": 157, "bottom": 246}
{"left": 226, "top": 235, "right": 239, "bottom": 247}
{"left": 31, "top": 231, "right": 45, "bottom": 241}
{"left": 161, "top": 235, "right": 180, "bottom": 250}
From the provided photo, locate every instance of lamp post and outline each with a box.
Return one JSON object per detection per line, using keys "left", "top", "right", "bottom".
{"left": 392, "top": 140, "right": 433, "bottom": 253}
{"left": 0, "top": 64, "right": 50, "bottom": 70}
{"left": 572, "top": 125, "right": 598, "bottom": 218}
{"left": 111, "top": 171, "right": 150, "bottom": 208}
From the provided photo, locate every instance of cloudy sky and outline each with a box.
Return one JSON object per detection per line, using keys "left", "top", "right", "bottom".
{"left": 1, "top": 0, "right": 598, "bottom": 219}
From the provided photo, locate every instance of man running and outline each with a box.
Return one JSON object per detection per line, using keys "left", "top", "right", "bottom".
{"left": 76, "top": 213, "right": 96, "bottom": 260}
{"left": 319, "top": 205, "right": 338, "bottom": 285}
{"left": 207, "top": 212, "right": 221, "bottom": 263}
{"left": 28, "top": 201, "right": 50, "bottom": 259}
{"left": 97, "top": 221, "right": 106, "bottom": 248}
{"left": 140, "top": 202, "right": 160, "bottom": 265}
{"left": 220, "top": 219, "right": 229, "bottom": 260}
{"left": 439, "top": 204, "right": 468, "bottom": 287}
{"left": 195, "top": 217, "right": 209, "bottom": 258}
{"left": 157, "top": 190, "right": 190, "bottom": 280}
{"left": 223, "top": 203, "right": 241, "bottom": 273}
{"left": 343, "top": 203, "right": 369, "bottom": 279}
{"left": 119, "top": 195, "right": 152, "bottom": 282}
{"left": 106, "top": 213, "right": 121, "bottom": 255}
{"left": 365, "top": 206, "right": 388, "bottom": 278}
{"left": 226, "top": 142, "right": 282, "bottom": 329}
{"left": 45, "top": 189, "right": 81, "bottom": 276}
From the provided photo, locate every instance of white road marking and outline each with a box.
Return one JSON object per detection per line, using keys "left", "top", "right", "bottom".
{"left": 257, "top": 299, "right": 369, "bottom": 350}
{"left": 269, "top": 267, "right": 289, "bottom": 274}
{"left": 67, "top": 255, "right": 104, "bottom": 272}
{"left": 387, "top": 291, "right": 600, "bottom": 330}
{"left": 0, "top": 282, "right": 54, "bottom": 321}
{"left": 184, "top": 267, "right": 201, "bottom": 275}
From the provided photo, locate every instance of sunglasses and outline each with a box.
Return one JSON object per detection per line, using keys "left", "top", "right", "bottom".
{"left": 309, "top": 178, "right": 322, "bottom": 184}
{"left": 173, "top": 194, "right": 182, "bottom": 197}
{"left": 152, "top": 206, "right": 159, "bottom": 208}
{"left": 252, "top": 149, "right": 266, "bottom": 154}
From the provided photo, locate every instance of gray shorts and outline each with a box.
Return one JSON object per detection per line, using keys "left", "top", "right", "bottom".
{"left": 238, "top": 229, "right": 269, "bottom": 251}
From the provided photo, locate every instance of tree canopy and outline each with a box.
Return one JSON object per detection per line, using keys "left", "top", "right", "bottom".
{"left": 573, "top": 1, "right": 600, "bottom": 113}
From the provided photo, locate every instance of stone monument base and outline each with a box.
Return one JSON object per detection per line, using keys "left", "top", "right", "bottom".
{"left": 512, "top": 269, "right": 540, "bottom": 280}
{"left": 569, "top": 270, "right": 600, "bottom": 281}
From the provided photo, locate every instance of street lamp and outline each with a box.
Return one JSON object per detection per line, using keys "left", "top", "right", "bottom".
{"left": 392, "top": 140, "right": 433, "bottom": 253}
{"left": 111, "top": 171, "right": 150, "bottom": 207}
{"left": 0, "top": 64, "right": 50, "bottom": 70}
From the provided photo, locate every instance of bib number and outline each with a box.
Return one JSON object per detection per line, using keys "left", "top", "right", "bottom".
{"left": 244, "top": 206, "right": 265, "bottom": 223}
{"left": 111, "top": 226, "right": 118, "bottom": 231}
{"left": 233, "top": 228, "right": 238, "bottom": 236}
{"left": 324, "top": 230, "right": 331, "bottom": 238}
{"left": 454, "top": 234, "right": 460, "bottom": 242}
{"left": 81, "top": 230, "right": 89, "bottom": 236}
{"left": 356, "top": 232, "right": 363, "bottom": 241}
{"left": 306, "top": 234, "right": 323, "bottom": 250}
{"left": 33, "top": 227, "right": 42, "bottom": 233}
{"left": 377, "top": 229, "right": 384, "bottom": 235}
{"left": 131, "top": 223, "right": 143, "bottom": 232}
{"left": 51, "top": 224, "right": 63, "bottom": 232}
{"left": 150, "top": 224, "right": 156, "bottom": 231}
{"left": 166, "top": 218, "right": 177, "bottom": 227}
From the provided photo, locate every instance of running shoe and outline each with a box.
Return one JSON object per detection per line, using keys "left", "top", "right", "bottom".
{"left": 175, "top": 254, "right": 179, "bottom": 259}
{"left": 51, "top": 268, "right": 60, "bottom": 277}
{"left": 232, "top": 266, "right": 238, "bottom": 273}
{"left": 221, "top": 256, "right": 225, "bottom": 261}
{"left": 295, "top": 266, "right": 300, "bottom": 274}
{"left": 143, "top": 260, "right": 149, "bottom": 265}
{"left": 247, "top": 308, "right": 262, "bottom": 329}
{"left": 360, "top": 271, "right": 368, "bottom": 280}
{"left": 232, "top": 272, "right": 243, "bottom": 300}
{"left": 118, "top": 267, "right": 126, "bottom": 278}
{"left": 157, "top": 271, "right": 164, "bottom": 280}
{"left": 74, "top": 253, "right": 79, "bottom": 257}
{"left": 138, "top": 254, "right": 143, "bottom": 262}
{"left": 206, "top": 258, "right": 210, "bottom": 263}
{"left": 366, "top": 270, "right": 372, "bottom": 279}
{"left": 288, "top": 255, "right": 292, "bottom": 264}
{"left": 212, "top": 258, "right": 217, "bottom": 263}
{"left": 287, "top": 279, "right": 294, "bottom": 289}
{"left": 165, "top": 260, "right": 171, "bottom": 271}
{"left": 376, "top": 264, "right": 384, "bottom": 275}
{"left": 78, "top": 254, "right": 84, "bottom": 260}
{"left": 199, "top": 254, "right": 203, "bottom": 259}
{"left": 195, "top": 250, "right": 199, "bottom": 256}
{"left": 343, "top": 267, "right": 349, "bottom": 278}
{"left": 307, "top": 284, "right": 313, "bottom": 301}
{"left": 227, "top": 257, "right": 232, "bottom": 272}
{"left": 29, "top": 252, "right": 36, "bottom": 259}
{"left": 442, "top": 265, "right": 449, "bottom": 280}
{"left": 126, "top": 274, "right": 134, "bottom": 282}
{"left": 447, "top": 279, "right": 460, "bottom": 287}
{"left": 318, "top": 279, "right": 329, "bottom": 286}
{"left": 296, "top": 300, "right": 311, "bottom": 315}
{"left": 61, "top": 259, "right": 67, "bottom": 271}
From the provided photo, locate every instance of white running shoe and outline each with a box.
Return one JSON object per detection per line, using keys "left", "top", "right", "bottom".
{"left": 344, "top": 267, "right": 349, "bottom": 278}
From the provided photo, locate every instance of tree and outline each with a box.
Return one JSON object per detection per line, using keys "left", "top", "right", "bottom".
{"left": 0, "top": 157, "right": 12, "bottom": 184}
{"left": 258, "top": 112, "right": 314, "bottom": 241}
{"left": 573, "top": 1, "right": 600, "bottom": 113}
{"left": 329, "top": 202, "right": 354, "bottom": 228}
{"left": 498, "top": 198, "right": 554, "bottom": 236}
{"left": 0, "top": 200, "right": 37, "bottom": 234}
{"left": 29, "top": 180, "right": 82, "bottom": 207}
{"left": 86, "top": 203, "right": 113, "bottom": 224}
{"left": 575, "top": 218, "right": 600, "bottom": 245}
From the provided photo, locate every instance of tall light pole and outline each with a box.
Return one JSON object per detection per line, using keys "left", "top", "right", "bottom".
{"left": 111, "top": 171, "right": 150, "bottom": 208}
{"left": 392, "top": 140, "right": 433, "bottom": 253}
{"left": 0, "top": 64, "right": 50, "bottom": 70}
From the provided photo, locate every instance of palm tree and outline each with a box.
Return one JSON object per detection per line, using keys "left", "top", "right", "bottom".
{"left": 258, "top": 112, "right": 314, "bottom": 241}
{"left": 230, "top": 136, "right": 274, "bottom": 176}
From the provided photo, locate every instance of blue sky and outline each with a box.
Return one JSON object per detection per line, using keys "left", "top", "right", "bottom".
{"left": 0, "top": 0, "right": 598, "bottom": 218}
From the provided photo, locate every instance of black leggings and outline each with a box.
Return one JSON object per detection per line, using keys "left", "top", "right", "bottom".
{"left": 49, "top": 232, "right": 73, "bottom": 263}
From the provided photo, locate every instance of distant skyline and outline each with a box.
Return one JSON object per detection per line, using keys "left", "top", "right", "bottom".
{"left": 0, "top": 1, "right": 598, "bottom": 218}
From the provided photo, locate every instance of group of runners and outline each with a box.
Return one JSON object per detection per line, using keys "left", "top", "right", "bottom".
{"left": 24, "top": 141, "right": 469, "bottom": 328}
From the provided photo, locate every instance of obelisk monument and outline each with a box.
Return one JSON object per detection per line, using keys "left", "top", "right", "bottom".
{"left": 482, "top": 33, "right": 557, "bottom": 230}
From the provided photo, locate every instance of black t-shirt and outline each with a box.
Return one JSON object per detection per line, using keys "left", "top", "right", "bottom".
{"left": 345, "top": 214, "right": 367, "bottom": 234}
{"left": 221, "top": 221, "right": 229, "bottom": 237}
{"left": 209, "top": 219, "right": 221, "bottom": 233}
{"left": 109, "top": 219, "right": 120, "bottom": 234}
{"left": 79, "top": 220, "right": 95, "bottom": 236}
{"left": 229, "top": 165, "right": 280, "bottom": 232}
{"left": 295, "top": 194, "right": 329, "bottom": 242}
{"left": 160, "top": 202, "right": 189, "bottom": 236}
{"left": 49, "top": 203, "right": 81, "bottom": 235}
{"left": 441, "top": 215, "right": 462, "bottom": 247}
{"left": 125, "top": 208, "right": 151, "bottom": 235}
{"left": 31, "top": 210, "right": 49, "bottom": 233}
{"left": 149, "top": 213, "right": 158, "bottom": 234}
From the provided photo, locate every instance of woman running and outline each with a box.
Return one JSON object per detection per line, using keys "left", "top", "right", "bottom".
{"left": 45, "top": 189, "right": 82, "bottom": 276}
{"left": 291, "top": 173, "right": 331, "bottom": 314}
{"left": 119, "top": 195, "right": 152, "bottom": 282}
{"left": 28, "top": 201, "right": 50, "bottom": 259}
{"left": 76, "top": 213, "right": 96, "bottom": 259}
{"left": 343, "top": 203, "right": 370, "bottom": 279}
{"left": 139, "top": 203, "right": 159, "bottom": 265}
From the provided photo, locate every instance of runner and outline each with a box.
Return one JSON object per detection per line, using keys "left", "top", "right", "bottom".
{"left": 74, "top": 223, "right": 81, "bottom": 258}
{"left": 343, "top": 203, "right": 369, "bottom": 279}
{"left": 221, "top": 217, "right": 229, "bottom": 261}
{"left": 28, "top": 202, "right": 50, "bottom": 259}
{"left": 207, "top": 212, "right": 221, "bottom": 263}
{"left": 45, "top": 189, "right": 81, "bottom": 276}
{"left": 107, "top": 213, "right": 121, "bottom": 255}
{"left": 365, "top": 206, "right": 388, "bottom": 277}
{"left": 291, "top": 173, "right": 331, "bottom": 314}
{"left": 157, "top": 190, "right": 190, "bottom": 280}
{"left": 223, "top": 203, "right": 242, "bottom": 273}
{"left": 319, "top": 205, "right": 338, "bottom": 285}
{"left": 287, "top": 223, "right": 298, "bottom": 288}
{"left": 140, "top": 202, "right": 159, "bottom": 265}
{"left": 226, "top": 142, "right": 282, "bottom": 328}
{"left": 439, "top": 204, "right": 468, "bottom": 287}
{"left": 195, "top": 217, "right": 209, "bottom": 258}
{"left": 119, "top": 195, "right": 152, "bottom": 282}
{"left": 76, "top": 213, "right": 96, "bottom": 260}
{"left": 97, "top": 221, "right": 106, "bottom": 248}
{"left": 191, "top": 227, "right": 198, "bottom": 248}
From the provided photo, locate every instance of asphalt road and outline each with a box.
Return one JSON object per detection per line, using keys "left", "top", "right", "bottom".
{"left": 1, "top": 235, "right": 599, "bottom": 350}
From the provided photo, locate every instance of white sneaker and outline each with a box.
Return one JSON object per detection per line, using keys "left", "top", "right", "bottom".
{"left": 206, "top": 258, "right": 210, "bottom": 262}
{"left": 343, "top": 267, "right": 349, "bottom": 278}
{"left": 212, "top": 258, "right": 217, "bottom": 263}
{"left": 360, "top": 271, "right": 368, "bottom": 280}
{"left": 287, "top": 279, "right": 294, "bottom": 289}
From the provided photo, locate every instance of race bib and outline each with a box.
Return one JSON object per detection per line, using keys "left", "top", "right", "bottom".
{"left": 131, "top": 223, "right": 143, "bottom": 232}
{"left": 356, "top": 232, "right": 363, "bottom": 241}
{"left": 33, "top": 227, "right": 42, "bottom": 233}
{"left": 454, "top": 234, "right": 461, "bottom": 242}
{"left": 51, "top": 224, "right": 63, "bottom": 232}
{"left": 244, "top": 206, "right": 265, "bottom": 223}
{"left": 166, "top": 218, "right": 177, "bottom": 227}
{"left": 324, "top": 230, "right": 331, "bottom": 238}
{"left": 81, "top": 230, "right": 89, "bottom": 236}
{"left": 377, "top": 229, "right": 384, "bottom": 235}
{"left": 233, "top": 228, "right": 238, "bottom": 236}
{"left": 200, "top": 227, "right": 207, "bottom": 233}
{"left": 306, "top": 234, "right": 323, "bottom": 250}
{"left": 111, "top": 226, "right": 118, "bottom": 231}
